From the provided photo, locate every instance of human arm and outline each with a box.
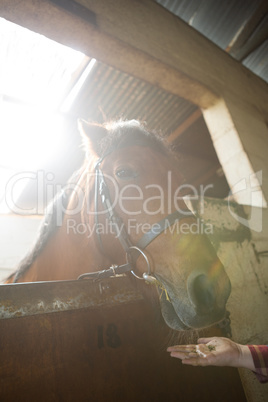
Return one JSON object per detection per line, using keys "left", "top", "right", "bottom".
{"left": 167, "top": 337, "right": 254, "bottom": 369}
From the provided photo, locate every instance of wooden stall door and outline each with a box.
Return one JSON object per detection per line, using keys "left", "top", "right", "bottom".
{"left": 0, "top": 279, "right": 246, "bottom": 401}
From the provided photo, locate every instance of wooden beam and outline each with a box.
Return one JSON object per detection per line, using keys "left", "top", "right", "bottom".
{"left": 1, "top": 0, "right": 267, "bottom": 114}
{"left": 226, "top": 0, "right": 268, "bottom": 60}
{"left": 167, "top": 109, "right": 202, "bottom": 143}
{"left": 0, "top": 0, "right": 217, "bottom": 109}
{"left": 1, "top": 0, "right": 267, "bottom": 205}
{"left": 77, "top": 0, "right": 268, "bottom": 115}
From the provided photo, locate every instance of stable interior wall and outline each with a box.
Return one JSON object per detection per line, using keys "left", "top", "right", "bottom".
{"left": 187, "top": 197, "right": 268, "bottom": 402}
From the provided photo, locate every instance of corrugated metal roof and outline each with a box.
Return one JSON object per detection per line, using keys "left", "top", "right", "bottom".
{"left": 71, "top": 61, "right": 197, "bottom": 136}
{"left": 156, "top": 0, "right": 268, "bottom": 83}
{"left": 243, "top": 39, "right": 268, "bottom": 80}
{"left": 243, "top": 13, "right": 268, "bottom": 81}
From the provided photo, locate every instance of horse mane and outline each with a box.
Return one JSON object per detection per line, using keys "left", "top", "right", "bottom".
{"left": 6, "top": 120, "right": 172, "bottom": 283}
{"left": 97, "top": 119, "right": 170, "bottom": 157}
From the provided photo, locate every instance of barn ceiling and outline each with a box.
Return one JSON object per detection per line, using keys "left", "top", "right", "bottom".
{"left": 60, "top": 0, "right": 268, "bottom": 200}
{"left": 1, "top": 0, "right": 268, "bottom": 211}
{"left": 156, "top": 0, "right": 268, "bottom": 83}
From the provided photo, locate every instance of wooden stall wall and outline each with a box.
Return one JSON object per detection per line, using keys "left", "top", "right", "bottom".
{"left": 0, "top": 277, "right": 245, "bottom": 402}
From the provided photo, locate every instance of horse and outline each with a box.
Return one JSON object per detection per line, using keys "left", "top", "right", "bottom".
{"left": 5, "top": 119, "right": 231, "bottom": 331}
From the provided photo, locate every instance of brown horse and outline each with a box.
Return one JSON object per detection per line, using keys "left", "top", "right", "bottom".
{"left": 6, "top": 120, "right": 231, "bottom": 331}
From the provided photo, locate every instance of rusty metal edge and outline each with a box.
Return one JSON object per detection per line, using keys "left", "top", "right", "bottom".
{"left": 0, "top": 276, "right": 144, "bottom": 320}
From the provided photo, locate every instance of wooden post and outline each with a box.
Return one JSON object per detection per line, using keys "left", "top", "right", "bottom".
{"left": 202, "top": 99, "right": 268, "bottom": 207}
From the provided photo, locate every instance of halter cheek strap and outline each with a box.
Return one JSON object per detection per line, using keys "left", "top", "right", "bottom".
{"left": 95, "top": 162, "right": 133, "bottom": 254}
{"left": 78, "top": 158, "right": 194, "bottom": 282}
{"left": 136, "top": 209, "right": 193, "bottom": 249}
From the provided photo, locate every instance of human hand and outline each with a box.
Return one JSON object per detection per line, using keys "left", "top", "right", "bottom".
{"left": 167, "top": 337, "right": 254, "bottom": 370}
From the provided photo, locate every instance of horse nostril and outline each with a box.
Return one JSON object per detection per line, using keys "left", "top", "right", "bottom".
{"left": 188, "top": 274, "right": 216, "bottom": 313}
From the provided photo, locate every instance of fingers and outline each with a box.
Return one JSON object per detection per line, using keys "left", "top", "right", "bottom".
{"left": 168, "top": 349, "right": 211, "bottom": 367}
{"left": 195, "top": 345, "right": 208, "bottom": 358}
{"left": 168, "top": 349, "right": 209, "bottom": 366}
{"left": 167, "top": 344, "right": 197, "bottom": 353}
{"left": 167, "top": 346, "right": 196, "bottom": 361}
{"left": 167, "top": 342, "right": 215, "bottom": 364}
{"left": 169, "top": 351, "right": 191, "bottom": 360}
{"left": 167, "top": 338, "right": 217, "bottom": 354}
{"left": 167, "top": 337, "right": 228, "bottom": 367}
{"left": 167, "top": 344, "right": 198, "bottom": 361}
{"left": 168, "top": 345, "right": 208, "bottom": 360}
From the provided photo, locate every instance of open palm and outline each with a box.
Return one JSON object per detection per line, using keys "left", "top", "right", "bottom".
{"left": 167, "top": 337, "right": 242, "bottom": 367}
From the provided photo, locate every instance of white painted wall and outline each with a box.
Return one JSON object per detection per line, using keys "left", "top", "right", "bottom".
{"left": 187, "top": 197, "right": 268, "bottom": 402}
{"left": 0, "top": 214, "right": 42, "bottom": 281}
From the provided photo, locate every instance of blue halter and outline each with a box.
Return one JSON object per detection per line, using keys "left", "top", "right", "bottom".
{"left": 78, "top": 157, "right": 194, "bottom": 282}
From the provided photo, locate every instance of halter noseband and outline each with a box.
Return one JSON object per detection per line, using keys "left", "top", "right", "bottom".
{"left": 78, "top": 156, "right": 194, "bottom": 282}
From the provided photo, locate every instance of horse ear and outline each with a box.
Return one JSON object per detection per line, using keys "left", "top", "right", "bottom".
{"left": 78, "top": 119, "right": 108, "bottom": 156}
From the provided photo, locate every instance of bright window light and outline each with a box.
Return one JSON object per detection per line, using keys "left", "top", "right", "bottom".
{"left": 61, "top": 58, "right": 96, "bottom": 113}
{"left": 0, "top": 101, "right": 66, "bottom": 170}
{"left": 0, "top": 17, "right": 86, "bottom": 108}
{"left": 0, "top": 18, "right": 91, "bottom": 213}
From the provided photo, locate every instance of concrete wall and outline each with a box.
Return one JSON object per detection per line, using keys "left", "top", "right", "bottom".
{"left": 187, "top": 197, "right": 268, "bottom": 402}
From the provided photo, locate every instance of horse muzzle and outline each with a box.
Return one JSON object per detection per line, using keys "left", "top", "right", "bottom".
{"left": 155, "top": 263, "right": 231, "bottom": 331}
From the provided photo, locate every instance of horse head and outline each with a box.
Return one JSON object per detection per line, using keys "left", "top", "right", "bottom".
{"left": 7, "top": 119, "right": 231, "bottom": 331}
{"left": 72, "top": 120, "right": 231, "bottom": 331}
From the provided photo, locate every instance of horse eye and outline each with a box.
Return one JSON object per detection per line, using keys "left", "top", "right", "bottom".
{"left": 116, "top": 167, "right": 137, "bottom": 180}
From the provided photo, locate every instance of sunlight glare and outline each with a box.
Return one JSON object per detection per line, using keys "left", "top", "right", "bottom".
{"left": 0, "top": 17, "right": 86, "bottom": 108}
{"left": 0, "top": 18, "right": 89, "bottom": 213}
{"left": 0, "top": 101, "right": 65, "bottom": 170}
